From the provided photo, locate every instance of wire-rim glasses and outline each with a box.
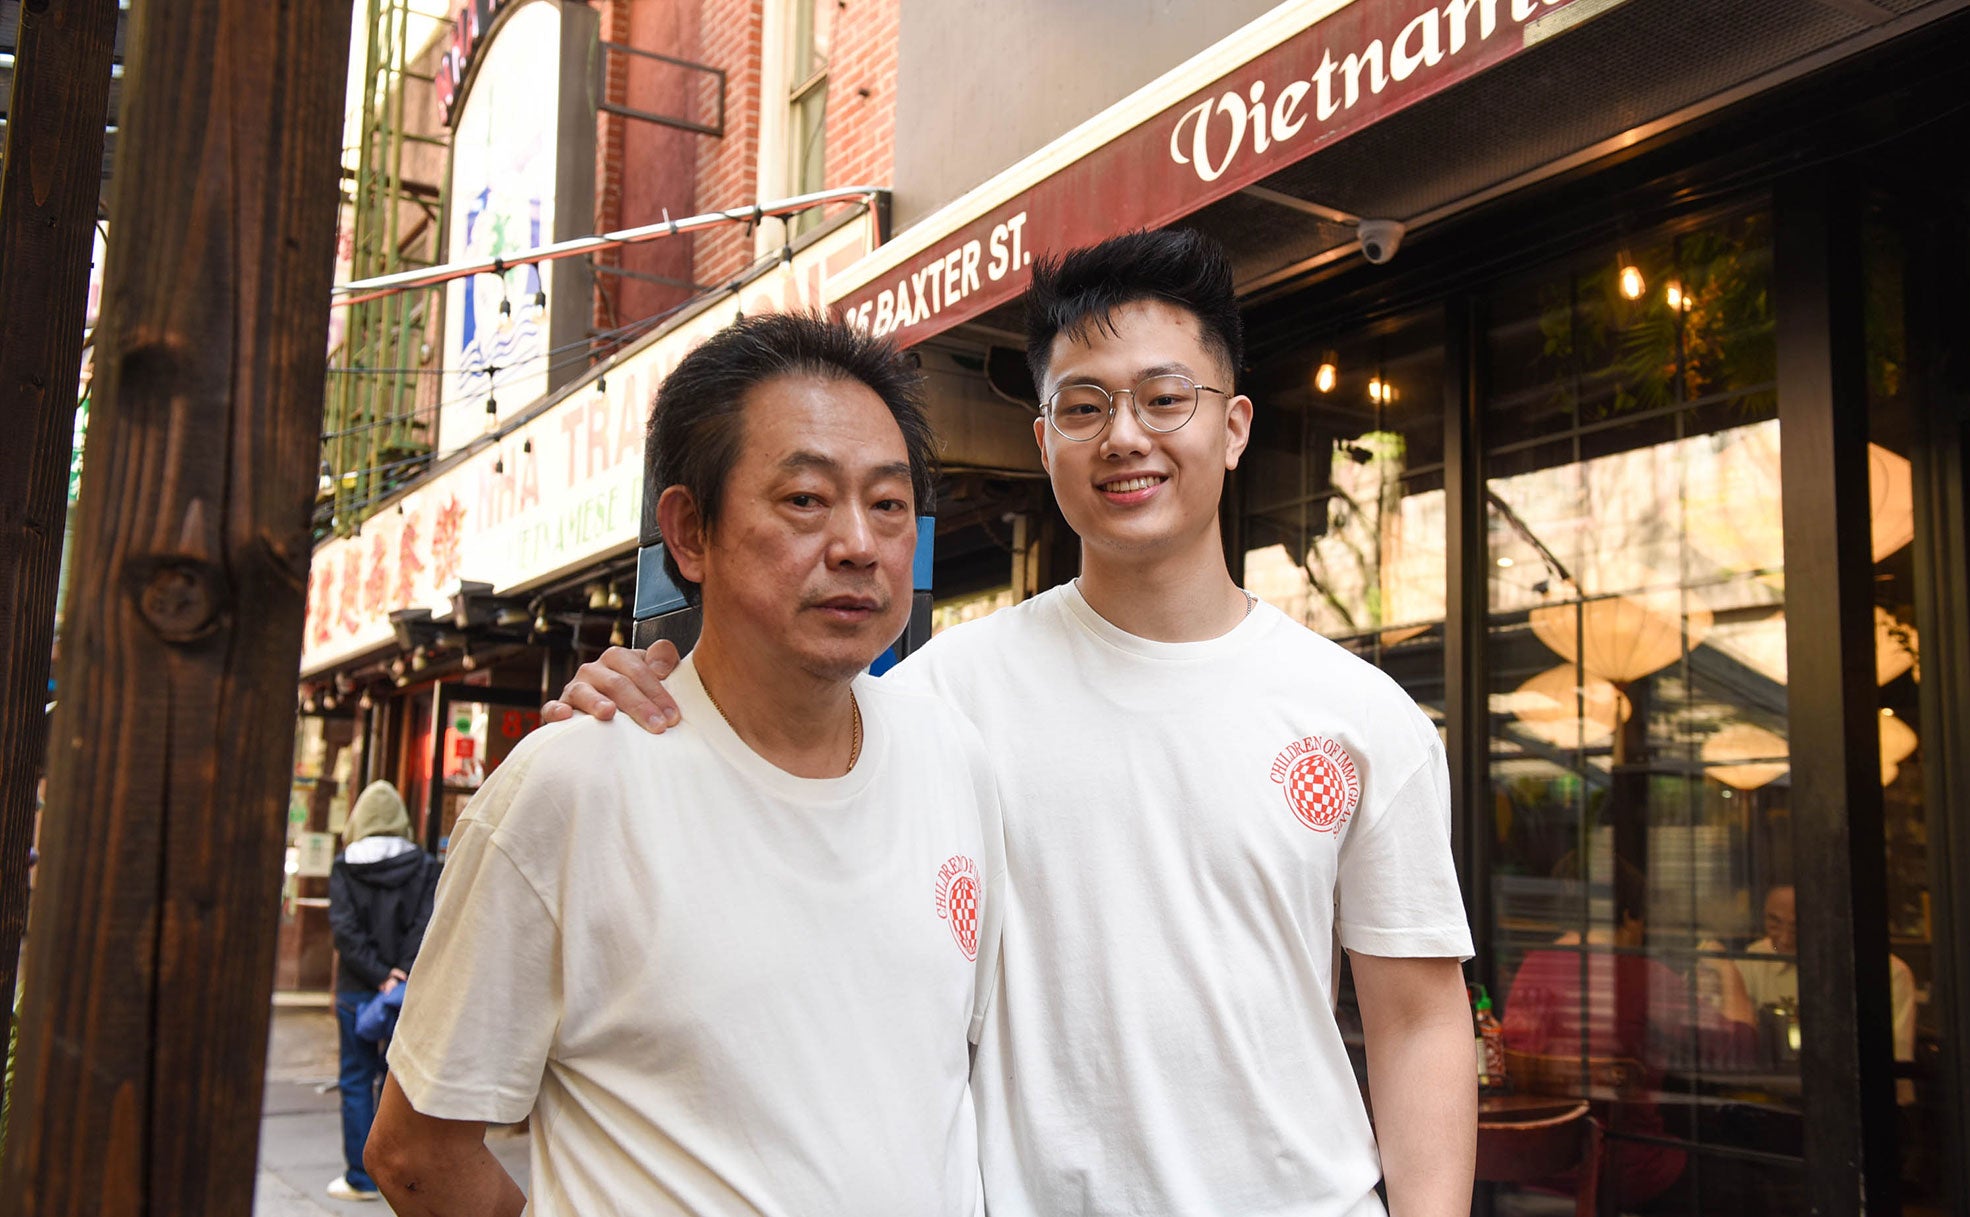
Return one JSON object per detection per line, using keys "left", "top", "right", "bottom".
{"left": 1041, "top": 374, "right": 1228, "bottom": 442}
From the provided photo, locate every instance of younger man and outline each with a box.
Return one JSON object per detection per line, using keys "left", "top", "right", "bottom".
{"left": 365, "top": 314, "right": 1002, "bottom": 1217}
{"left": 552, "top": 231, "right": 1476, "bottom": 1216}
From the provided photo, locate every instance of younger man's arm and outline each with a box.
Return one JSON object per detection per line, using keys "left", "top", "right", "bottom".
{"left": 1351, "top": 953, "right": 1477, "bottom": 1217}
{"left": 365, "top": 1075, "right": 526, "bottom": 1217}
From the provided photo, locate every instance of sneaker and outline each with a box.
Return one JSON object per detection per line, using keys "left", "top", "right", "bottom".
{"left": 325, "top": 1176, "right": 381, "bottom": 1202}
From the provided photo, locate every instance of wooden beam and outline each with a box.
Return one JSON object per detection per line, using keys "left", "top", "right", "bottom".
{"left": 0, "top": 0, "right": 355, "bottom": 1210}
{"left": 0, "top": 0, "right": 120, "bottom": 1069}
{"left": 1774, "top": 166, "right": 1901, "bottom": 1217}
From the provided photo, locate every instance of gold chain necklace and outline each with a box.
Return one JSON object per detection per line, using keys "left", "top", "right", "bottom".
{"left": 701, "top": 677, "right": 863, "bottom": 775}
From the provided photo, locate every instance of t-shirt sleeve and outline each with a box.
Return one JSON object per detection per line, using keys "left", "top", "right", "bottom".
{"left": 1334, "top": 741, "right": 1474, "bottom": 961}
{"left": 387, "top": 816, "right": 562, "bottom": 1124}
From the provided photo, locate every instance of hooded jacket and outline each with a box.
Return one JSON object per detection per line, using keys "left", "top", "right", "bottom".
{"left": 328, "top": 781, "right": 443, "bottom": 995}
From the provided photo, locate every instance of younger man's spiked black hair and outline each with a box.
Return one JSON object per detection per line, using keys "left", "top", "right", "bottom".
{"left": 1023, "top": 228, "right": 1244, "bottom": 394}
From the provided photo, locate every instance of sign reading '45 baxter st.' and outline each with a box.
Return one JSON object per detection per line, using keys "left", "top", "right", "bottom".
{"left": 830, "top": 0, "right": 1620, "bottom": 349}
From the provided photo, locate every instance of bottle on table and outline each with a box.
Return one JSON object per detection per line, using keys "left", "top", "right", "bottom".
{"left": 1472, "top": 984, "right": 1508, "bottom": 1092}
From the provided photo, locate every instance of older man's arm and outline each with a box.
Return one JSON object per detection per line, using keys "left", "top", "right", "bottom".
{"left": 1351, "top": 952, "right": 1477, "bottom": 1217}
{"left": 364, "top": 1075, "right": 526, "bottom": 1217}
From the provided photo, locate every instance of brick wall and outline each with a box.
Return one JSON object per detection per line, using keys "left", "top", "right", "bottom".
{"left": 591, "top": 0, "right": 707, "bottom": 342}
{"left": 593, "top": 0, "right": 632, "bottom": 332}
{"left": 820, "top": 0, "right": 898, "bottom": 203}
{"left": 692, "top": 0, "right": 765, "bottom": 286}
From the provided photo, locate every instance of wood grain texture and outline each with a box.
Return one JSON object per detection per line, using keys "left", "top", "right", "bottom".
{"left": 0, "top": 0, "right": 120, "bottom": 1078}
{"left": 1773, "top": 168, "right": 1901, "bottom": 1217}
{"left": 0, "top": 0, "right": 355, "bottom": 1211}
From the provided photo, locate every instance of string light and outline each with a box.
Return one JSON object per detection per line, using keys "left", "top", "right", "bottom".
{"left": 1315, "top": 357, "right": 1338, "bottom": 394}
{"left": 1618, "top": 258, "right": 1645, "bottom": 301}
{"left": 1665, "top": 282, "right": 1684, "bottom": 311}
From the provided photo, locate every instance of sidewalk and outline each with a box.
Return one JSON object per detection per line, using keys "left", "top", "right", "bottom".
{"left": 255, "top": 993, "right": 530, "bottom": 1216}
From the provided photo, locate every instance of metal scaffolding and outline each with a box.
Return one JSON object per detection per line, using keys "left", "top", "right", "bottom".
{"left": 322, "top": 0, "right": 450, "bottom": 538}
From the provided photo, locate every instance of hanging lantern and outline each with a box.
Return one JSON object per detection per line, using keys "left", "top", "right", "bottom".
{"left": 1529, "top": 591, "right": 1714, "bottom": 685}
{"left": 1879, "top": 712, "right": 1918, "bottom": 786}
{"left": 1702, "top": 722, "right": 1789, "bottom": 791}
{"left": 1507, "top": 665, "right": 1629, "bottom": 749}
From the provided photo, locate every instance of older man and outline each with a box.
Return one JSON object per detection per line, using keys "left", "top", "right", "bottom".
{"left": 363, "top": 314, "right": 1003, "bottom": 1217}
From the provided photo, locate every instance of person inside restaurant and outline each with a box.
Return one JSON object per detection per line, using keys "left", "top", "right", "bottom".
{"left": 1501, "top": 853, "right": 1760, "bottom": 1213}
{"left": 1735, "top": 883, "right": 1917, "bottom": 1099}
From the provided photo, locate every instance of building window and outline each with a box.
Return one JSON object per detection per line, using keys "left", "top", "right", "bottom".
{"left": 1482, "top": 204, "right": 1804, "bottom": 1214}
{"left": 788, "top": 0, "right": 833, "bottom": 234}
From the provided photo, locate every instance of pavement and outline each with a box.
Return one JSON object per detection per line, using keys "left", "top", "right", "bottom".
{"left": 254, "top": 992, "right": 531, "bottom": 1216}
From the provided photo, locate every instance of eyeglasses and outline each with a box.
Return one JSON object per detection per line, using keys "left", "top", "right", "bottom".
{"left": 1040, "top": 374, "right": 1228, "bottom": 442}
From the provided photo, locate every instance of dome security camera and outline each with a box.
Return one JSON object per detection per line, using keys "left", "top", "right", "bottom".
{"left": 1355, "top": 219, "right": 1405, "bottom": 265}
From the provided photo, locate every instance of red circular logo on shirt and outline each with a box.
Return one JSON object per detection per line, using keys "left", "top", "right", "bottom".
{"left": 935, "top": 855, "right": 980, "bottom": 961}
{"left": 1270, "top": 735, "right": 1362, "bottom": 833}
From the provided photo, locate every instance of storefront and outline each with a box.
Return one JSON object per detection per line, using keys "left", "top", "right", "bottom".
{"left": 823, "top": 2, "right": 1970, "bottom": 1211}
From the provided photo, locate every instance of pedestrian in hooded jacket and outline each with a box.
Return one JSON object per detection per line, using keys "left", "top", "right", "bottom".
{"left": 326, "top": 779, "right": 441, "bottom": 1203}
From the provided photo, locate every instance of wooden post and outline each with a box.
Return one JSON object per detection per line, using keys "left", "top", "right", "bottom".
{"left": 0, "top": 0, "right": 120, "bottom": 1061}
{"left": 0, "top": 0, "right": 354, "bottom": 1210}
{"left": 1775, "top": 166, "right": 1901, "bottom": 1217}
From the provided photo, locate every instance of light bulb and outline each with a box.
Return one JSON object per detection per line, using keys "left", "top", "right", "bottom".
{"left": 1665, "top": 282, "right": 1683, "bottom": 311}
{"left": 1619, "top": 265, "right": 1645, "bottom": 300}
{"left": 1368, "top": 377, "right": 1384, "bottom": 403}
{"left": 1314, "top": 363, "right": 1337, "bottom": 394}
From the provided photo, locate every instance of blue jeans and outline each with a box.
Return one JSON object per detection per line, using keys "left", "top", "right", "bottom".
{"left": 335, "top": 993, "right": 386, "bottom": 1191}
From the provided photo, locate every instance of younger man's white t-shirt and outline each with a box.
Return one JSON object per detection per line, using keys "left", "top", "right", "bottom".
{"left": 889, "top": 583, "right": 1473, "bottom": 1217}
{"left": 389, "top": 655, "right": 1003, "bottom": 1217}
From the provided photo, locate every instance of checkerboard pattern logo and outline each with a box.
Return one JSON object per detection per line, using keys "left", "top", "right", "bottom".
{"left": 1269, "top": 735, "right": 1362, "bottom": 834}
{"left": 935, "top": 855, "right": 981, "bottom": 961}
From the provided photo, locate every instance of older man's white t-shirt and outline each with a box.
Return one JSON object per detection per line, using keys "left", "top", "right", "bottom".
{"left": 389, "top": 655, "right": 1003, "bottom": 1217}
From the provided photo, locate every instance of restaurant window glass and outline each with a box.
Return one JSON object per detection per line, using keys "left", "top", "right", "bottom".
{"left": 1242, "top": 306, "right": 1449, "bottom": 1076}
{"left": 1483, "top": 204, "right": 1807, "bottom": 1215}
{"left": 1863, "top": 196, "right": 1953, "bottom": 1213}
{"left": 1242, "top": 306, "right": 1447, "bottom": 714}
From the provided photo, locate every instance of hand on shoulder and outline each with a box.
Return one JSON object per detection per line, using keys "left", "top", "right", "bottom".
{"left": 542, "top": 639, "right": 682, "bottom": 733}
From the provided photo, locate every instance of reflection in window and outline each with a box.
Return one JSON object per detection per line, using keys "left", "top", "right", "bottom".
{"left": 1241, "top": 308, "right": 1446, "bottom": 701}
{"left": 1241, "top": 308, "right": 1450, "bottom": 1084}
{"left": 1863, "top": 204, "right": 1946, "bottom": 1206}
{"left": 1486, "top": 205, "right": 1807, "bottom": 1215}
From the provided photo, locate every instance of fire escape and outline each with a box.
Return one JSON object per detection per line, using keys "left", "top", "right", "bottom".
{"left": 320, "top": 0, "right": 450, "bottom": 538}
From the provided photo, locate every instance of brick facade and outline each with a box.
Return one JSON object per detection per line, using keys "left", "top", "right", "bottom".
{"left": 690, "top": 0, "right": 765, "bottom": 287}
{"left": 585, "top": 0, "right": 899, "bottom": 314}
{"left": 820, "top": 0, "right": 898, "bottom": 203}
